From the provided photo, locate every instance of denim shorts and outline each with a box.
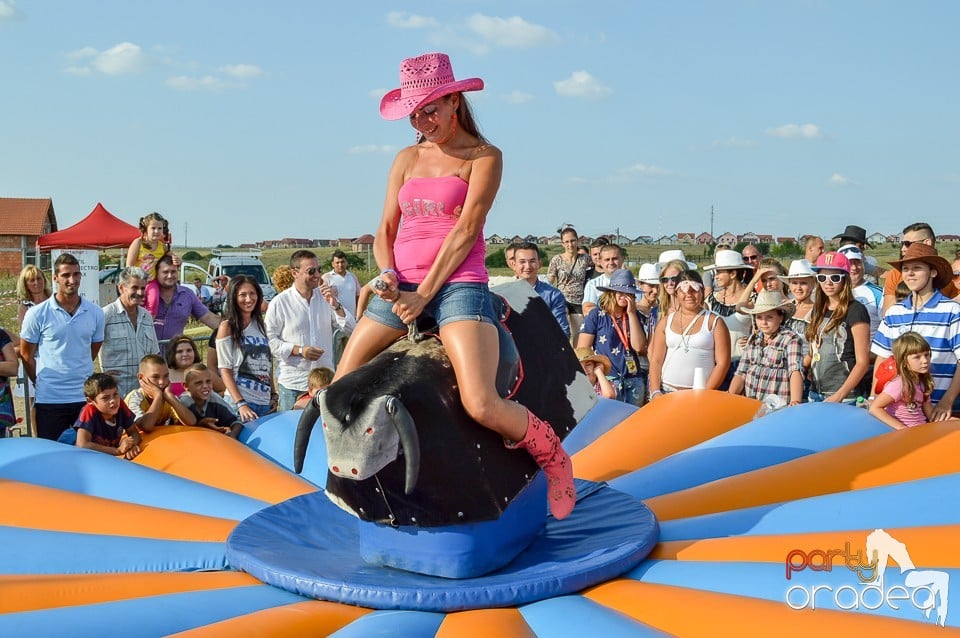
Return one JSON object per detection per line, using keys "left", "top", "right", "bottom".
{"left": 364, "top": 282, "right": 497, "bottom": 331}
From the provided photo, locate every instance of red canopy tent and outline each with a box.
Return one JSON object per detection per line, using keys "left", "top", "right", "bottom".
{"left": 36, "top": 202, "right": 139, "bottom": 250}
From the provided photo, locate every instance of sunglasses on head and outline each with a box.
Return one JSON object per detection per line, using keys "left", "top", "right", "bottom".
{"left": 816, "top": 273, "right": 845, "bottom": 284}
{"left": 659, "top": 275, "right": 680, "bottom": 285}
{"left": 677, "top": 280, "right": 703, "bottom": 294}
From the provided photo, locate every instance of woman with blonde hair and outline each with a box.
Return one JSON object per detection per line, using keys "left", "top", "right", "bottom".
{"left": 656, "top": 251, "right": 696, "bottom": 318}
{"left": 16, "top": 264, "right": 51, "bottom": 329}
{"left": 577, "top": 269, "right": 647, "bottom": 405}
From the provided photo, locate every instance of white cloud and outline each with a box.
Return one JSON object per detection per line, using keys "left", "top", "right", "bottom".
{"left": 65, "top": 42, "right": 147, "bottom": 75}
{"left": 94, "top": 42, "right": 146, "bottom": 75}
{"left": 0, "top": 0, "right": 17, "bottom": 20}
{"left": 369, "top": 87, "right": 389, "bottom": 100}
{"left": 219, "top": 64, "right": 266, "bottom": 79}
{"left": 553, "top": 71, "right": 612, "bottom": 99}
{"left": 827, "top": 173, "right": 856, "bottom": 187}
{"left": 766, "top": 123, "right": 822, "bottom": 139}
{"left": 466, "top": 14, "right": 559, "bottom": 48}
{"left": 502, "top": 91, "right": 534, "bottom": 104}
{"left": 386, "top": 11, "right": 438, "bottom": 29}
{"left": 165, "top": 75, "right": 241, "bottom": 91}
{"left": 348, "top": 145, "right": 396, "bottom": 155}
{"left": 67, "top": 46, "right": 99, "bottom": 60}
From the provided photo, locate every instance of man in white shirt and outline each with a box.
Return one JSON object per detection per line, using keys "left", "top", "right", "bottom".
{"left": 838, "top": 244, "right": 883, "bottom": 341}
{"left": 323, "top": 250, "right": 361, "bottom": 319}
{"left": 266, "top": 250, "right": 355, "bottom": 411}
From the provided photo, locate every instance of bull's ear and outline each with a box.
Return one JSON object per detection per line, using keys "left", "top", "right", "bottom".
{"left": 386, "top": 396, "right": 420, "bottom": 495}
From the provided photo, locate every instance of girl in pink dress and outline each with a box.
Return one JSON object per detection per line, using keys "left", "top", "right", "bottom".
{"left": 869, "top": 331, "right": 935, "bottom": 429}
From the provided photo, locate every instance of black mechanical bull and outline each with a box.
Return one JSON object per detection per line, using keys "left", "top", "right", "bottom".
{"left": 293, "top": 281, "right": 594, "bottom": 527}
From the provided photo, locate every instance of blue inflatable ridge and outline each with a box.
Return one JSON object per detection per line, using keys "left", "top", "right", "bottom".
{"left": 612, "top": 402, "right": 889, "bottom": 500}
{"left": 660, "top": 472, "right": 960, "bottom": 542}
{"left": 0, "top": 438, "right": 268, "bottom": 520}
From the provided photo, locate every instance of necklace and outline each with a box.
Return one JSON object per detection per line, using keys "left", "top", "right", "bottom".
{"left": 676, "top": 309, "right": 705, "bottom": 353}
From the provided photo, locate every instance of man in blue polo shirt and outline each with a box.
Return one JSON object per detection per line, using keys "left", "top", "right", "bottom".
{"left": 21, "top": 253, "right": 106, "bottom": 440}
{"left": 511, "top": 242, "right": 570, "bottom": 336}
{"left": 872, "top": 243, "right": 960, "bottom": 420}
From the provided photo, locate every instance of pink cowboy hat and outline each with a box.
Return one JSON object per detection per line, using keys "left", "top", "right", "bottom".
{"left": 380, "top": 52, "right": 484, "bottom": 121}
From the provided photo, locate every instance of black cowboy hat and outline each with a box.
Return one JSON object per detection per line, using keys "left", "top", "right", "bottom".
{"left": 832, "top": 224, "right": 873, "bottom": 248}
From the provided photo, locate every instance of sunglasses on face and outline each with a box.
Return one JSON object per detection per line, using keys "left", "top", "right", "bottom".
{"left": 677, "top": 280, "right": 703, "bottom": 294}
{"left": 300, "top": 267, "right": 319, "bottom": 276}
{"left": 659, "top": 275, "right": 680, "bottom": 285}
{"left": 744, "top": 255, "right": 760, "bottom": 262}
{"left": 901, "top": 239, "right": 929, "bottom": 249}
{"left": 816, "top": 273, "right": 845, "bottom": 284}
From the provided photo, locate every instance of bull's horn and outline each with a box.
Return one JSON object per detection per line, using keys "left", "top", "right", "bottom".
{"left": 293, "top": 391, "right": 322, "bottom": 474}
{"left": 385, "top": 395, "right": 421, "bottom": 495}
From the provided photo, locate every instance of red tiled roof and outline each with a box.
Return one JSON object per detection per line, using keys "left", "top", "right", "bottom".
{"left": 0, "top": 197, "right": 56, "bottom": 236}
{"left": 353, "top": 234, "right": 375, "bottom": 244}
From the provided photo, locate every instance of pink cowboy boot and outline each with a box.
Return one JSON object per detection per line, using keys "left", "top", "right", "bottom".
{"left": 507, "top": 410, "right": 576, "bottom": 520}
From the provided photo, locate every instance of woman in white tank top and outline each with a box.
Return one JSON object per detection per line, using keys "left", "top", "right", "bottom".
{"left": 647, "top": 270, "right": 731, "bottom": 398}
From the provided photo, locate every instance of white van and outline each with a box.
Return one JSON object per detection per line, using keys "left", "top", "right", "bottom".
{"left": 181, "top": 249, "right": 277, "bottom": 304}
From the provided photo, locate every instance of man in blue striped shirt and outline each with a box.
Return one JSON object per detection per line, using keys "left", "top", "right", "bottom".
{"left": 872, "top": 243, "right": 960, "bottom": 420}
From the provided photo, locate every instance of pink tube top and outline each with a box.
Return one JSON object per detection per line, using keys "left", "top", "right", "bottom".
{"left": 393, "top": 176, "right": 487, "bottom": 284}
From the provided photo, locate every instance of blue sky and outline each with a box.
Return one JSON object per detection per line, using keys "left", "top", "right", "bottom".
{"left": 2, "top": 1, "right": 958, "bottom": 246}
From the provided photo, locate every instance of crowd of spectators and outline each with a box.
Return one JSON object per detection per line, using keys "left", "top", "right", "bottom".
{"left": 2, "top": 220, "right": 958, "bottom": 448}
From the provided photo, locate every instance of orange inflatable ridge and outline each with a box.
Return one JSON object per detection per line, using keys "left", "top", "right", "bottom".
{"left": 166, "top": 600, "right": 369, "bottom": 637}
{"left": 573, "top": 391, "right": 759, "bottom": 482}
{"left": 437, "top": 608, "right": 536, "bottom": 637}
{"left": 647, "top": 420, "right": 960, "bottom": 522}
{"left": 0, "top": 478, "right": 236, "bottom": 540}
{"left": 134, "top": 426, "right": 317, "bottom": 504}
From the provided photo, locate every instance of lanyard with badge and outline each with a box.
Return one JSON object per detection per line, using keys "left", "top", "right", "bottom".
{"left": 611, "top": 313, "right": 639, "bottom": 375}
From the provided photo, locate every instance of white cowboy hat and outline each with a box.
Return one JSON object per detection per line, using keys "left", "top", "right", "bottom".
{"left": 636, "top": 262, "right": 662, "bottom": 285}
{"left": 778, "top": 259, "right": 816, "bottom": 283}
{"left": 740, "top": 290, "right": 796, "bottom": 318}
{"left": 656, "top": 249, "right": 697, "bottom": 270}
{"left": 703, "top": 250, "right": 749, "bottom": 272}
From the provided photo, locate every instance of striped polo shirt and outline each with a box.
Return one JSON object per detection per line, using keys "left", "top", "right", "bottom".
{"left": 871, "top": 290, "right": 960, "bottom": 403}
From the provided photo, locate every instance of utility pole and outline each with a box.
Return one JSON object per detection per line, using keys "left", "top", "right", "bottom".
{"left": 184, "top": 222, "right": 188, "bottom": 249}
{"left": 710, "top": 205, "right": 715, "bottom": 238}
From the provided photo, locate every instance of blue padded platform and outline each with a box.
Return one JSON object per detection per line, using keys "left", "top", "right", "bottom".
{"left": 226, "top": 479, "right": 659, "bottom": 612}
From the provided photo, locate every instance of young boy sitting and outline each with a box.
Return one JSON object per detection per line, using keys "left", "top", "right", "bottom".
{"left": 293, "top": 367, "right": 334, "bottom": 410}
{"left": 74, "top": 373, "right": 141, "bottom": 459}
{"left": 125, "top": 354, "right": 197, "bottom": 432}
{"left": 179, "top": 363, "right": 243, "bottom": 438}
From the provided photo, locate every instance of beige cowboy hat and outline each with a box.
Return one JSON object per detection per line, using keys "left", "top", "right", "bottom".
{"left": 574, "top": 347, "right": 612, "bottom": 376}
{"left": 740, "top": 290, "right": 796, "bottom": 318}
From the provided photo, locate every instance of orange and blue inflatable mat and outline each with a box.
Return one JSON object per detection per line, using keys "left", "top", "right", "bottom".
{"left": 2, "top": 391, "right": 960, "bottom": 636}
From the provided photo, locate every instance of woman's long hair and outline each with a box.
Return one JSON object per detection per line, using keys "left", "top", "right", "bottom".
{"left": 658, "top": 259, "right": 692, "bottom": 312}
{"left": 598, "top": 291, "right": 620, "bottom": 316}
{"left": 892, "top": 331, "right": 934, "bottom": 408}
{"left": 16, "top": 265, "right": 50, "bottom": 302}
{"left": 805, "top": 273, "right": 853, "bottom": 344}
{"left": 224, "top": 275, "right": 265, "bottom": 349}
